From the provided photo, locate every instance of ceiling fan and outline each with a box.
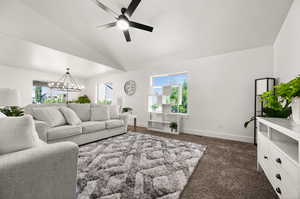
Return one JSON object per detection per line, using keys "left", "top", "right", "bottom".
{"left": 91, "top": 0, "right": 154, "bottom": 42}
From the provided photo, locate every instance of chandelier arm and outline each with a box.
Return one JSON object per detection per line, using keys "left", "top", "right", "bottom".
{"left": 48, "top": 68, "right": 82, "bottom": 92}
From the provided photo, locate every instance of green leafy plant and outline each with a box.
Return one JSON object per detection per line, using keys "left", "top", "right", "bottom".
{"left": 0, "top": 106, "right": 24, "bottom": 117}
{"left": 122, "top": 107, "right": 133, "bottom": 113}
{"left": 75, "top": 95, "right": 91, "bottom": 104}
{"left": 169, "top": 122, "right": 178, "bottom": 132}
{"left": 275, "top": 75, "right": 300, "bottom": 101}
{"left": 244, "top": 75, "right": 300, "bottom": 128}
{"left": 151, "top": 104, "right": 159, "bottom": 111}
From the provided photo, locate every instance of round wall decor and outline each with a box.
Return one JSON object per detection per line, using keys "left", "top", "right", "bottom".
{"left": 124, "top": 80, "right": 136, "bottom": 96}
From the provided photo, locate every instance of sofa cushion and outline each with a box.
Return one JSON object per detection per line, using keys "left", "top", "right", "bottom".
{"left": 33, "top": 107, "right": 66, "bottom": 127}
{"left": 24, "top": 103, "right": 67, "bottom": 117}
{"left": 109, "top": 105, "right": 120, "bottom": 119}
{"left": 68, "top": 104, "right": 91, "bottom": 122}
{"left": 0, "top": 115, "right": 40, "bottom": 155}
{"left": 60, "top": 107, "right": 82, "bottom": 125}
{"left": 91, "top": 105, "right": 110, "bottom": 121}
{"left": 47, "top": 125, "right": 82, "bottom": 141}
{"left": 80, "top": 121, "right": 106, "bottom": 134}
{"left": 106, "top": 119, "right": 124, "bottom": 129}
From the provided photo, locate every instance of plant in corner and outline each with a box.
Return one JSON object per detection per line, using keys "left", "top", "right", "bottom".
{"left": 169, "top": 122, "right": 178, "bottom": 132}
{"left": 275, "top": 75, "right": 300, "bottom": 123}
{"left": 0, "top": 106, "right": 24, "bottom": 117}
{"left": 122, "top": 107, "right": 133, "bottom": 113}
{"left": 75, "top": 95, "right": 91, "bottom": 104}
{"left": 244, "top": 75, "right": 300, "bottom": 127}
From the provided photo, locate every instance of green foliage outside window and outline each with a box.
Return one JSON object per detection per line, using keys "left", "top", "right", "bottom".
{"left": 98, "top": 100, "right": 112, "bottom": 105}
{"left": 171, "top": 81, "right": 188, "bottom": 113}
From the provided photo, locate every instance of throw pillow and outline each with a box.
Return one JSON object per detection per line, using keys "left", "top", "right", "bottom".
{"left": 60, "top": 107, "right": 82, "bottom": 125}
{"left": 109, "top": 105, "right": 120, "bottom": 119}
{"left": 0, "top": 115, "right": 40, "bottom": 155}
{"left": 0, "top": 112, "right": 6, "bottom": 118}
{"left": 33, "top": 107, "right": 66, "bottom": 127}
{"left": 68, "top": 104, "right": 91, "bottom": 121}
{"left": 91, "top": 105, "right": 110, "bottom": 121}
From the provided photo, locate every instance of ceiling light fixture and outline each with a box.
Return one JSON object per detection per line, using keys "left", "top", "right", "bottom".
{"left": 48, "top": 68, "right": 84, "bottom": 102}
{"left": 117, "top": 18, "right": 129, "bottom": 30}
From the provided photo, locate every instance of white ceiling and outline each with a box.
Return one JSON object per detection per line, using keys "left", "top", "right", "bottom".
{"left": 0, "top": 33, "right": 114, "bottom": 78}
{"left": 0, "top": 0, "right": 293, "bottom": 76}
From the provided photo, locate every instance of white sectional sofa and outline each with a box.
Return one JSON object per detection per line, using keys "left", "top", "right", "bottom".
{"left": 24, "top": 103, "right": 128, "bottom": 145}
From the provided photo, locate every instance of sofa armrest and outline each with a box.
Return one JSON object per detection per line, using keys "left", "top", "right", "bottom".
{"left": 34, "top": 120, "right": 50, "bottom": 142}
{"left": 119, "top": 114, "right": 129, "bottom": 131}
{"left": 0, "top": 142, "right": 78, "bottom": 199}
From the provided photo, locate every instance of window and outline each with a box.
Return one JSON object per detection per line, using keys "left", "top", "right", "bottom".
{"left": 149, "top": 73, "right": 188, "bottom": 113}
{"left": 98, "top": 82, "right": 113, "bottom": 104}
{"left": 32, "top": 81, "right": 66, "bottom": 104}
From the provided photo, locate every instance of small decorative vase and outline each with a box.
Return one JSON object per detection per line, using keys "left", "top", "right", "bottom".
{"left": 292, "top": 97, "right": 300, "bottom": 124}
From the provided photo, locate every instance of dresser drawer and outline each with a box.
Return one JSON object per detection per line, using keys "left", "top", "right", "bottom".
{"left": 270, "top": 175, "right": 298, "bottom": 199}
{"left": 269, "top": 145, "right": 299, "bottom": 184}
{"left": 257, "top": 134, "right": 271, "bottom": 174}
{"left": 269, "top": 161, "right": 298, "bottom": 199}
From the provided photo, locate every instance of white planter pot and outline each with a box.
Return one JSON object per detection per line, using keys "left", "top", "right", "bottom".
{"left": 292, "top": 97, "right": 300, "bottom": 124}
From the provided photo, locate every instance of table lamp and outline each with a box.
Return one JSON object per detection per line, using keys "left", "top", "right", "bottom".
{"left": 0, "top": 88, "right": 20, "bottom": 107}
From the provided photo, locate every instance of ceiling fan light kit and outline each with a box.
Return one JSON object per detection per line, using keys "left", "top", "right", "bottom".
{"left": 92, "top": 0, "right": 154, "bottom": 42}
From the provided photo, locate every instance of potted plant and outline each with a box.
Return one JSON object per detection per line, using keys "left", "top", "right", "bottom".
{"left": 275, "top": 75, "right": 300, "bottom": 123}
{"left": 169, "top": 122, "right": 178, "bottom": 132}
{"left": 245, "top": 75, "right": 300, "bottom": 127}
{"left": 75, "top": 95, "right": 91, "bottom": 104}
{"left": 0, "top": 106, "right": 24, "bottom": 117}
{"left": 244, "top": 89, "right": 292, "bottom": 128}
{"left": 122, "top": 107, "right": 133, "bottom": 113}
{"left": 151, "top": 104, "right": 159, "bottom": 112}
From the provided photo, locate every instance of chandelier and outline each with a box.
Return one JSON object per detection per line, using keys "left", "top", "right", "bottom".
{"left": 48, "top": 68, "right": 84, "bottom": 92}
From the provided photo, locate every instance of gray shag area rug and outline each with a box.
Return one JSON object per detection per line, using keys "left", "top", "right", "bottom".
{"left": 77, "top": 132, "right": 207, "bottom": 199}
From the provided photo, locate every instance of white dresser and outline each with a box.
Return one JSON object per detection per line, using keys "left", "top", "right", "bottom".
{"left": 257, "top": 118, "right": 300, "bottom": 199}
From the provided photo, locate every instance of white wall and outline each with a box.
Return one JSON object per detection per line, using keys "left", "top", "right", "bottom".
{"left": 84, "top": 46, "right": 274, "bottom": 142}
{"left": 274, "top": 0, "right": 300, "bottom": 82}
{"left": 0, "top": 65, "right": 84, "bottom": 106}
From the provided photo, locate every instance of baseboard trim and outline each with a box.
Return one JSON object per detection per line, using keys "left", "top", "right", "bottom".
{"left": 183, "top": 128, "right": 253, "bottom": 143}
{"left": 132, "top": 124, "right": 253, "bottom": 144}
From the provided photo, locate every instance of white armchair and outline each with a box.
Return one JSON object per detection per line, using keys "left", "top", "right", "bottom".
{"left": 0, "top": 115, "right": 79, "bottom": 199}
{"left": 0, "top": 142, "right": 78, "bottom": 199}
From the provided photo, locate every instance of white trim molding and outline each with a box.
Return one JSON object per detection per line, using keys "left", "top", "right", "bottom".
{"left": 183, "top": 128, "right": 253, "bottom": 143}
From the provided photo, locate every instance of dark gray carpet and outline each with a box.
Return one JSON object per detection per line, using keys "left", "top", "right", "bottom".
{"left": 77, "top": 132, "right": 207, "bottom": 199}
{"left": 133, "top": 127, "right": 278, "bottom": 199}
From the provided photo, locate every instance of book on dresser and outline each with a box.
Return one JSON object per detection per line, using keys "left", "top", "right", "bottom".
{"left": 257, "top": 117, "right": 300, "bottom": 199}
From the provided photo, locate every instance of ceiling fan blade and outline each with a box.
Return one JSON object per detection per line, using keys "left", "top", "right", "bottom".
{"left": 96, "top": 22, "right": 117, "bottom": 29}
{"left": 125, "top": 0, "right": 141, "bottom": 17}
{"left": 123, "top": 30, "right": 131, "bottom": 42}
{"left": 90, "top": 0, "right": 119, "bottom": 18}
{"left": 129, "top": 21, "right": 153, "bottom": 32}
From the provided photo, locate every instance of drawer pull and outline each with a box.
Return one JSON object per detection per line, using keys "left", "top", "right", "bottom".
{"left": 275, "top": 174, "right": 281, "bottom": 181}
{"left": 264, "top": 156, "right": 268, "bottom": 159}
{"left": 276, "top": 158, "right": 282, "bottom": 164}
{"left": 276, "top": 187, "right": 282, "bottom": 195}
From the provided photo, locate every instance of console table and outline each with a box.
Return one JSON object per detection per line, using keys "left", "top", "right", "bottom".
{"left": 257, "top": 117, "right": 300, "bottom": 199}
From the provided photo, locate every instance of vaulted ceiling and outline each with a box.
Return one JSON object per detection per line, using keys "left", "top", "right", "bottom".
{"left": 0, "top": 0, "right": 293, "bottom": 77}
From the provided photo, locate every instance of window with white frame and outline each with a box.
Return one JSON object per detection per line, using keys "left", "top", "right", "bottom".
{"left": 32, "top": 80, "right": 67, "bottom": 104}
{"left": 98, "top": 82, "right": 113, "bottom": 104}
{"left": 149, "top": 73, "right": 188, "bottom": 113}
